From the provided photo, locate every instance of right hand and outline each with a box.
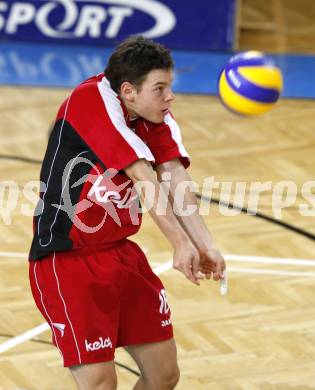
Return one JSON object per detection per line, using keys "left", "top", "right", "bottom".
{"left": 172, "top": 242, "right": 201, "bottom": 285}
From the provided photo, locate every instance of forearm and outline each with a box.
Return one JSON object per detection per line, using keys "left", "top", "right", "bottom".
{"left": 172, "top": 187, "right": 214, "bottom": 253}
{"left": 157, "top": 161, "right": 215, "bottom": 254}
{"left": 125, "top": 159, "right": 189, "bottom": 249}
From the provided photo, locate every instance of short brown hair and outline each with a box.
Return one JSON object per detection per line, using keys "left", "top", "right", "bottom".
{"left": 105, "top": 36, "right": 174, "bottom": 93}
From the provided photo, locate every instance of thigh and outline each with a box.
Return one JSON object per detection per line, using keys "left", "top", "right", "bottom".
{"left": 29, "top": 251, "right": 122, "bottom": 367}
{"left": 70, "top": 360, "right": 117, "bottom": 390}
{"left": 125, "top": 338, "right": 179, "bottom": 381}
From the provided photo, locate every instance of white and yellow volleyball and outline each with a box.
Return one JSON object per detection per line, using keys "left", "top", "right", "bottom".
{"left": 218, "top": 51, "right": 283, "bottom": 116}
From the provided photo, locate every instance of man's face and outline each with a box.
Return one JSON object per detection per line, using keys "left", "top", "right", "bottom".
{"left": 130, "top": 69, "right": 175, "bottom": 124}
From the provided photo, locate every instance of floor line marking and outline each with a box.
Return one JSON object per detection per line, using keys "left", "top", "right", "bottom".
{"left": 2, "top": 255, "right": 315, "bottom": 354}
{"left": 2, "top": 251, "right": 315, "bottom": 267}
{"left": 225, "top": 254, "right": 315, "bottom": 266}
{"left": 228, "top": 267, "right": 315, "bottom": 277}
{"left": 0, "top": 252, "right": 28, "bottom": 258}
{"left": 153, "top": 261, "right": 315, "bottom": 278}
{"left": 152, "top": 260, "right": 172, "bottom": 275}
{"left": 0, "top": 323, "right": 50, "bottom": 354}
{"left": 0, "top": 261, "right": 174, "bottom": 354}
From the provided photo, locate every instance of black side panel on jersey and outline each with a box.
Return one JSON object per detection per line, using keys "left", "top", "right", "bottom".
{"left": 29, "top": 119, "right": 101, "bottom": 260}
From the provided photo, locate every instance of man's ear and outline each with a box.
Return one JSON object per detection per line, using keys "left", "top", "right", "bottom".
{"left": 120, "top": 81, "right": 136, "bottom": 102}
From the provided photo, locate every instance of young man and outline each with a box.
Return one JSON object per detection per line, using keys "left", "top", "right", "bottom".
{"left": 29, "top": 36, "right": 226, "bottom": 389}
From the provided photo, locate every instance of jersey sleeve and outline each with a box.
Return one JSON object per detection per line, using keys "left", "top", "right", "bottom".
{"left": 58, "top": 76, "right": 154, "bottom": 171}
{"left": 145, "top": 113, "right": 190, "bottom": 169}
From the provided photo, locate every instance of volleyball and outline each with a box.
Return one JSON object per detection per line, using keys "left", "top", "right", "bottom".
{"left": 218, "top": 51, "right": 283, "bottom": 116}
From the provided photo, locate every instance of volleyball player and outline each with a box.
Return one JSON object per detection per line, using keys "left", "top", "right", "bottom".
{"left": 29, "top": 36, "right": 226, "bottom": 390}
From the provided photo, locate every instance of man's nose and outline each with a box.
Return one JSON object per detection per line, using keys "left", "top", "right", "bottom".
{"left": 165, "top": 90, "right": 175, "bottom": 102}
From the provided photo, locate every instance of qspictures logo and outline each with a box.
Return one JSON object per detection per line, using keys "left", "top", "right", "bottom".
{"left": 1, "top": 168, "right": 315, "bottom": 229}
{"left": 0, "top": 0, "right": 176, "bottom": 40}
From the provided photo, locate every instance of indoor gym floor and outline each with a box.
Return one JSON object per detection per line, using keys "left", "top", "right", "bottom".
{"left": 0, "top": 1, "right": 315, "bottom": 389}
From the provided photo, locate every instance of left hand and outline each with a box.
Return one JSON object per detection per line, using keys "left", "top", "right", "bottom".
{"left": 198, "top": 248, "right": 226, "bottom": 281}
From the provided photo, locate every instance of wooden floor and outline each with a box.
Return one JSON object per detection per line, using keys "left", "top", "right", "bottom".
{"left": 1, "top": 2, "right": 315, "bottom": 389}
{"left": 0, "top": 88, "right": 314, "bottom": 389}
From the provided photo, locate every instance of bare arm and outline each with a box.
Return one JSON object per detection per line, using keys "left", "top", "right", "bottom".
{"left": 156, "top": 158, "right": 225, "bottom": 281}
{"left": 125, "top": 158, "right": 201, "bottom": 284}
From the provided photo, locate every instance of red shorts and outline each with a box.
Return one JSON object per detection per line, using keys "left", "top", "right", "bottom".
{"left": 29, "top": 239, "right": 173, "bottom": 367}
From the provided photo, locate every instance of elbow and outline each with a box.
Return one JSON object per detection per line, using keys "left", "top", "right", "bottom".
{"left": 125, "top": 159, "right": 154, "bottom": 183}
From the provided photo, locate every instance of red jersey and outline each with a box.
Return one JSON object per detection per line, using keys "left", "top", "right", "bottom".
{"left": 29, "top": 74, "right": 190, "bottom": 260}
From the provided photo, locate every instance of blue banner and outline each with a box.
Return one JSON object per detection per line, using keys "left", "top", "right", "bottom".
{"left": 1, "top": 41, "right": 313, "bottom": 99}
{"left": 0, "top": 0, "right": 236, "bottom": 50}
